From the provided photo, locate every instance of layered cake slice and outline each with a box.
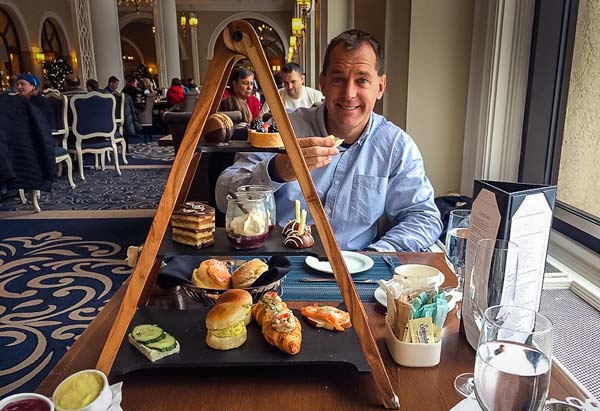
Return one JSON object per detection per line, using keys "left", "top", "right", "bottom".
{"left": 171, "top": 201, "right": 215, "bottom": 248}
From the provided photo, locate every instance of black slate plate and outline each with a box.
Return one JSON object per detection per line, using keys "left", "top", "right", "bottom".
{"left": 111, "top": 308, "right": 370, "bottom": 377}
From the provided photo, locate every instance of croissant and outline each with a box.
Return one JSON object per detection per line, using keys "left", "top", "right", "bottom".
{"left": 261, "top": 310, "right": 302, "bottom": 355}
{"left": 252, "top": 292, "right": 288, "bottom": 325}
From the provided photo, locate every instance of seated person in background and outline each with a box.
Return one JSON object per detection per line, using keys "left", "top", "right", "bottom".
{"left": 86, "top": 79, "right": 100, "bottom": 92}
{"left": 261, "top": 62, "right": 324, "bottom": 115}
{"left": 216, "top": 29, "right": 442, "bottom": 252}
{"left": 3, "top": 75, "right": 18, "bottom": 94}
{"left": 63, "top": 72, "right": 81, "bottom": 91}
{"left": 15, "top": 73, "right": 56, "bottom": 130}
{"left": 142, "top": 77, "right": 156, "bottom": 96}
{"left": 166, "top": 77, "right": 184, "bottom": 107}
{"left": 122, "top": 75, "right": 143, "bottom": 106}
{"left": 219, "top": 67, "right": 260, "bottom": 123}
{"left": 103, "top": 75, "right": 120, "bottom": 93}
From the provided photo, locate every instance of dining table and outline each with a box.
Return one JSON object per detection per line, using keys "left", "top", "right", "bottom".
{"left": 35, "top": 252, "right": 586, "bottom": 410}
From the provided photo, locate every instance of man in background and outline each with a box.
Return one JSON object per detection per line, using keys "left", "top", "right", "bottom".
{"left": 261, "top": 62, "right": 324, "bottom": 115}
{"left": 103, "top": 76, "right": 120, "bottom": 93}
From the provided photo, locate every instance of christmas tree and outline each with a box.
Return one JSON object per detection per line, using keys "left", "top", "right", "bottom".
{"left": 43, "top": 59, "right": 72, "bottom": 91}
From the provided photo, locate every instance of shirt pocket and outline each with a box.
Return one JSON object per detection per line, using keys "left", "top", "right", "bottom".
{"left": 349, "top": 174, "right": 388, "bottom": 222}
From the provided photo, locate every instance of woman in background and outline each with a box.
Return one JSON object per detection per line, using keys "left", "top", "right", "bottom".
{"left": 219, "top": 67, "right": 260, "bottom": 123}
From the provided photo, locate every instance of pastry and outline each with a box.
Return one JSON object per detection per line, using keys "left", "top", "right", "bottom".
{"left": 171, "top": 201, "right": 215, "bottom": 248}
{"left": 226, "top": 206, "right": 269, "bottom": 250}
{"left": 248, "top": 119, "right": 284, "bottom": 148}
{"left": 328, "top": 134, "right": 344, "bottom": 147}
{"left": 216, "top": 289, "right": 253, "bottom": 325}
{"left": 301, "top": 304, "right": 352, "bottom": 332}
{"left": 231, "top": 258, "right": 269, "bottom": 288}
{"left": 205, "top": 302, "right": 248, "bottom": 350}
{"left": 202, "top": 113, "right": 233, "bottom": 144}
{"left": 261, "top": 309, "right": 302, "bottom": 355}
{"left": 251, "top": 291, "right": 288, "bottom": 326}
{"left": 191, "top": 259, "right": 231, "bottom": 289}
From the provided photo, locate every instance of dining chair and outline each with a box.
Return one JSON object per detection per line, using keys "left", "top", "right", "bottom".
{"left": 111, "top": 92, "right": 128, "bottom": 164}
{"left": 181, "top": 90, "right": 199, "bottom": 112}
{"left": 46, "top": 93, "right": 76, "bottom": 189}
{"left": 139, "top": 92, "right": 156, "bottom": 143}
{"left": 69, "top": 92, "right": 121, "bottom": 180}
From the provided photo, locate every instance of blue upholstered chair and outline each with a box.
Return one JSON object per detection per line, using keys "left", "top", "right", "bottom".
{"left": 112, "top": 92, "right": 128, "bottom": 164}
{"left": 47, "top": 93, "right": 76, "bottom": 189}
{"left": 69, "top": 92, "right": 121, "bottom": 180}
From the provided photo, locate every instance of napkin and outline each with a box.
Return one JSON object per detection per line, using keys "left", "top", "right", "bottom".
{"left": 449, "top": 395, "right": 482, "bottom": 411}
{"left": 157, "top": 254, "right": 291, "bottom": 288}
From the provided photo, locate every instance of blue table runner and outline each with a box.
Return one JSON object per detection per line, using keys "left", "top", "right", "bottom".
{"left": 279, "top": 255, "right": 398, "bottom": 302}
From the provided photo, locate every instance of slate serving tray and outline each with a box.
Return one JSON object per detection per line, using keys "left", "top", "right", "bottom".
{"left": 111, "top": 308, "right": 370, "bottom": 377}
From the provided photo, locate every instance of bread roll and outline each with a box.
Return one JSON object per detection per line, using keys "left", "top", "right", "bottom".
{"left": 205, "top": 302, "right": 247, "bottom": 350}
{"left": 217, "top": 289, "right": 252, "bottom": 325}
{"left": 192, "top": 259, "right": 231, "bottom": 289}
{"left": 231, "top": 258, "right": 269, "bottom": 289}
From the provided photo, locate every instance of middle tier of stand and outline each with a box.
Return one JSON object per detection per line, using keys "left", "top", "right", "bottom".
{"left": 198, "top": 140, "right": 286, "bottom": 153}
{"left": 159, "top": 226, "right": 327, "bottom": 259}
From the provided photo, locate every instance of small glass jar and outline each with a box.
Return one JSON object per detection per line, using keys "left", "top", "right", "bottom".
{"left": 225, "top": 194, "right": 269, "bottom": 250}
{"left": 237, "top": 185, "right": 276, "bottom": 235}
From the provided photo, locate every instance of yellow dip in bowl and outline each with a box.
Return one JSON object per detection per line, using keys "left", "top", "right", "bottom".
{"left": 53, "top": 371, "right": 104, "bottom": 410}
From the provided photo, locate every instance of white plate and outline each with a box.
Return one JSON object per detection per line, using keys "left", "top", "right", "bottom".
{"left": 373, "top": 272, "right": 448, "bottom": 308}
{"left": 304, "top": 251, "right": 374, "bottom": 275}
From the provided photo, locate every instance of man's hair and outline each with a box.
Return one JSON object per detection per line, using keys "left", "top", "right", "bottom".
{"left": 171, "top": 77, "right": 182, "bottom": 86}
{"left": 281, "top": 62, "right": 303, "bottom": 75}
{"left": 322, "top": 29, "right": 385, "bottom": 76}
{"left": 86, "top": 79, "right": 99, "bottom": 92}
{"left": 108, "top": 75, "right": 119, "bottom": 84}
{"left": 126, "top": 74, "right": 137, "bottom": 83}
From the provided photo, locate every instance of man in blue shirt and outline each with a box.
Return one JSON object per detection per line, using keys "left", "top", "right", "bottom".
{"left": 216, "top": 29, "right": 442, "bottom": 252}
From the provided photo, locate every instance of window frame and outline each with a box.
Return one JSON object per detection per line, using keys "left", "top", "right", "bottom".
{"left": 519, "top": 0, "right": 600, "bottom": 254}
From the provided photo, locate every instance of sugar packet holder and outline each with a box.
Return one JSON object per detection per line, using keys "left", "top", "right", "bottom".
{"left": 384, "top": 315, "right": 442, "bottom": 367}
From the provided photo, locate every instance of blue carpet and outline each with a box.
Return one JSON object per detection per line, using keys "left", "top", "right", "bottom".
{"left": 81, "top": 141, "right": 175, "bottom": 167}
{"left": 0, "top": 167, "right": 169, "bottom": 211}
{"left": 0, "top": 217, "right": 152, "bottom": 399}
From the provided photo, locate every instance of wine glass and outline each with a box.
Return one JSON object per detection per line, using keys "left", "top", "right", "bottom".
{"left": 474, "top": 305, "right": 553, "bottom": 411}
{"left": 444, "top": 209, "right": 470, "bottom": 294}
{"left": 454, "top": 238, "right": 519, "bottom": 398}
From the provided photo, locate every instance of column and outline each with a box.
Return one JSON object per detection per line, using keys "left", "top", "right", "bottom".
{"left": 71, "top": 0, "right": 97, "bottom": 83}
{"left": 191, "top": 26, "right": 200, "bottom": 84}
{"left": 88, "top": 0, "right": 123, "bottom": 86}
{"left": 154, "top": 0, "right": 181, "bottom": 88}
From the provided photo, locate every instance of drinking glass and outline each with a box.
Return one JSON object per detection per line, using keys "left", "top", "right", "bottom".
{"left": 237, "top": 185, "right": 276, "bottom": 236}
{"left": 474, "top": 305, "right": 553, "bottom": 411}
{"left": 225, "top": 193, "right": 269, "bottom": 250}
{"left": 444, "top": 209, "right": 471, "bottom": 293}
{"left": 454, "top": 238, "right": 519, "bottom": 397}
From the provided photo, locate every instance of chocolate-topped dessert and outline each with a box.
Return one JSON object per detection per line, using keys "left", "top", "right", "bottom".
{"left": 171, "top": 201, "right": 215, "bottom": 248}
{"left": 202, "top": 113, "right": 233, "bottom": 144}
{"left": 284, "top": 230, "right": 314, "bottom": 249}
{"left": 282, "top": 220, "right": 311, "bottom": 237}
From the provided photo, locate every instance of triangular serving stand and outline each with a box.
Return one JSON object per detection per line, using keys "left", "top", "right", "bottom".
{"left": 96, "top": 20, "right": 399, "bottom": 409}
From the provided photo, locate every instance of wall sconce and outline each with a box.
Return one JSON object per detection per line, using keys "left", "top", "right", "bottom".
{"left": 290, "top": 36, "right": 297, "bottom": 49}
{"left": 291, "top": 18, "right": 303, "bottom": 37}
{"left": 35, "top": 52, "right": 46, "bottom": 65}
{"left": 180, "top": 12, "right": 198, "bottom": 34}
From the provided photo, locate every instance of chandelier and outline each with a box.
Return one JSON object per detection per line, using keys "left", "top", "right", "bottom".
{"left": 117, "top": 0, "right": 153, "bottom": 13}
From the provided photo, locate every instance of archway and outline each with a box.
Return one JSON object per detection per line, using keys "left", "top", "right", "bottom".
{"left": 0, "top": 1, "right": 29, "bottom": 90}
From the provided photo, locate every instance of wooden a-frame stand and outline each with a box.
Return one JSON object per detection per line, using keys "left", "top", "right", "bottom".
{"left": 96, "top": 20, "right": 399, "bottom": 409}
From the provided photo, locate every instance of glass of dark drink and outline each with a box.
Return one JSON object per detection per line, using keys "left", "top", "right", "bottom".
{"left": 226, "top": 194, "right": 269, "bottom": 249}
{"left": 237, "top": 185, "right": 276, "bottom": 235}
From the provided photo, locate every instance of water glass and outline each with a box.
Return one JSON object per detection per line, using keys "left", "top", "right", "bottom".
{"left": 237, "top": 185, "right": 276, "bottom": 235}
{"left": 474, "top": 305, "right": 553, "bottom": 411}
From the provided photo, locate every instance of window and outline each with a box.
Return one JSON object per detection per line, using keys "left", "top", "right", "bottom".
{"left": 0, "top": 6, "right": 22, "bottom": 91}
{"left": 41, "top": 19, "right": 65, "bottom": 61}
{"left": 520, "top": 0, "right": 600, "bottom": 257}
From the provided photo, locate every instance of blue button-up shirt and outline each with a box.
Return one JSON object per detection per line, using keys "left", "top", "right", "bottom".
{"left": 216, "top": 104, "right": 442, "bottom": 252}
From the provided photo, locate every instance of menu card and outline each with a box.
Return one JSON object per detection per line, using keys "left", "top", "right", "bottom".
{"left": 462, "top": 180, "right": 556, "bottom": 349}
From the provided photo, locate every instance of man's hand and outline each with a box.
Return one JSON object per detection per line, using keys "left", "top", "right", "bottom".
{"left": 273, "top": 137, "right": 340, "bottom": 182}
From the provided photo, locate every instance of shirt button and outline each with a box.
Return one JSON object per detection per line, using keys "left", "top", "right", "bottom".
{"left": 334, "top": 180, "right": 339, "bottom": 185}
{"left": 325, "top": 208, "right": 331, "bottom": 214}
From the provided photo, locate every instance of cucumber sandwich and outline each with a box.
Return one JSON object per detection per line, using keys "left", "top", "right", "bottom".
{"left": 128, "top": 324, "right": 180, "bottom": 362}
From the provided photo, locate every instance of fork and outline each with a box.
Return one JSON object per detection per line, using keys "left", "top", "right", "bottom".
{"left": 299, "top": 277, "right": 378, "bottom": 284}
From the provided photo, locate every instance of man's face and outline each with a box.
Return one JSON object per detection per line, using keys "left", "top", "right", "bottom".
{"left": 319, "top": 43, "right": 386, "bottom": 141}
{"left": 282, "top": 70, "right": 304, "bottom": 99}
{"left": 109, "top": 80, "right": 119, "bottom": 91}
{"left": 232, "top": 75, "right": 254, "bottom": 99}
{"left": 15, "top": 79, "right": 36, "bottom": 99}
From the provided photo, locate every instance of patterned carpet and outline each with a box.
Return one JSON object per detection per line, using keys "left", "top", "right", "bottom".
{"left": 0, "top": 141, "right": 165, "bottom": 399}
{"left": 0, "top": 217, "right": 153, "bottom": 398}
{"left": 0, "top": 143, "right": 172, "bottom": 212}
